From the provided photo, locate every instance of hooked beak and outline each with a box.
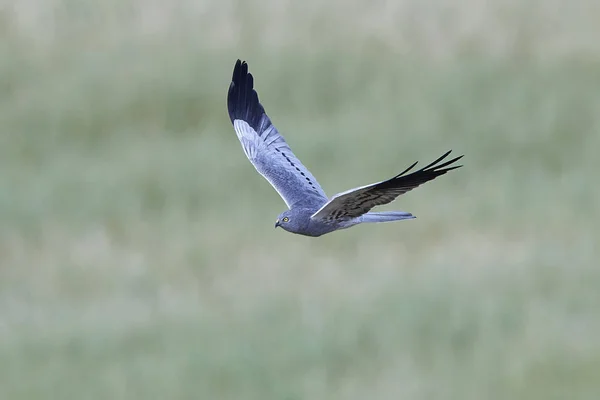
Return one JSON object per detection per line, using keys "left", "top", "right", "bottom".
{"left": 275, "top": 219, "right": 280, "bottom": 228}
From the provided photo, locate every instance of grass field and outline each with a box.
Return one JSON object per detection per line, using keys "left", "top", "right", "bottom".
{"left": 1, "top": 0, "right": 600, "bottom": 399}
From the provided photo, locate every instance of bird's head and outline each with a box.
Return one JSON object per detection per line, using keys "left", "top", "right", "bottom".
{"left": 274, "top": 210, "right": 305, "bottom": 233}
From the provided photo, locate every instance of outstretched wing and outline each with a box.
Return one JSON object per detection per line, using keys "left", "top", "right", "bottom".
{"left": 310, "top": 150, "right": 463, "bottom": 223}
{"left": 227, "top": 60, "right": 327, "bottom": 208}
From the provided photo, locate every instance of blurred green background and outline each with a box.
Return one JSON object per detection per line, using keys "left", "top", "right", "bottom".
{"left": 1, "top": 0, "right": 600, "bottom": 399}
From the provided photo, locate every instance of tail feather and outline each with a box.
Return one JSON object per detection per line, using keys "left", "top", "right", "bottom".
{"left": 360, "top": 211, "right": 415, "bottom": 223}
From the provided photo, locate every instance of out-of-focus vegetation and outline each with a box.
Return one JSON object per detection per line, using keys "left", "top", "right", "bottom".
{"left": 1, "top": 0, "right": 599, "bottom": 399}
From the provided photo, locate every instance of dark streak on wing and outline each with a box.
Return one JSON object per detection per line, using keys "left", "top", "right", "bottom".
{"left": 277, "top": 150, "right": 318, "bottom": 191}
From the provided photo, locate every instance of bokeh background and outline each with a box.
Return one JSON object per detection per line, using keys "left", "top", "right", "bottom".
{"left": 1, "top": 0, "right": 600, "bottom": 399}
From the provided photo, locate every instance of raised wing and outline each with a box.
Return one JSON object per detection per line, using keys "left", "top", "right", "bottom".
{"left": 310, "top": 150, "right": 463, "bottom": 223}
{"left": 227, "top": 60, "right": 327, "bottom": 208}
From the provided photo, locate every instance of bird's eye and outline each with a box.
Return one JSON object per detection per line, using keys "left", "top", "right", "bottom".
{"left": 282, "top": 217, "right": 289, "bottom": 222}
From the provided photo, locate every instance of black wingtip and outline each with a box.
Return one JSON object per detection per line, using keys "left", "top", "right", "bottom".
{"left": 227, "top": 59, "right": 268, "bottom": 132}
{"left": 423, "top": 151, "right": 464, "bottom": 171}
{"left": 395, "top": 161, "right": 419, "bottom": 178}
{"left": 397, "top": 150, "right": 464, "bottom": 178}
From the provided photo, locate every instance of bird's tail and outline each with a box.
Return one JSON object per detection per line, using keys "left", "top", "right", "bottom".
{"left": 360, "top": 211, "right": 415, "bottom": 223}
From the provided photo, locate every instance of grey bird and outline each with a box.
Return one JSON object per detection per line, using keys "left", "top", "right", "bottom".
{"left": 227, "top": 59, "right": 463, "bottom": 237}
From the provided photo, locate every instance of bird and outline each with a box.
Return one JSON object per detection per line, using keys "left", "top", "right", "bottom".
{"left": 226, "top": 59, "right": 463, "bottom": 237}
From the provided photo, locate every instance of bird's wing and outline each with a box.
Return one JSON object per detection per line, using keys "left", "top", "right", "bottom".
{"left": 227, "top": 60, "right": 327, "bottom": 209}
{"left": 310, "top": 150, "right": 463, "bottom": 223}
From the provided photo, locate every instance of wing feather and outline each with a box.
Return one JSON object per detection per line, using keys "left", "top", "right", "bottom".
{"left": 227, "top": 60, "right": 327, "bottom": 208}
{"left": 311, "top": 150, "right": 463, "bottom": 223}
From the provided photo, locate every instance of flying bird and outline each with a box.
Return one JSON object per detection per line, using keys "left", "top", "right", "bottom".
{"left": 227, "top": 59, "right": 463, "bottom": 237}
